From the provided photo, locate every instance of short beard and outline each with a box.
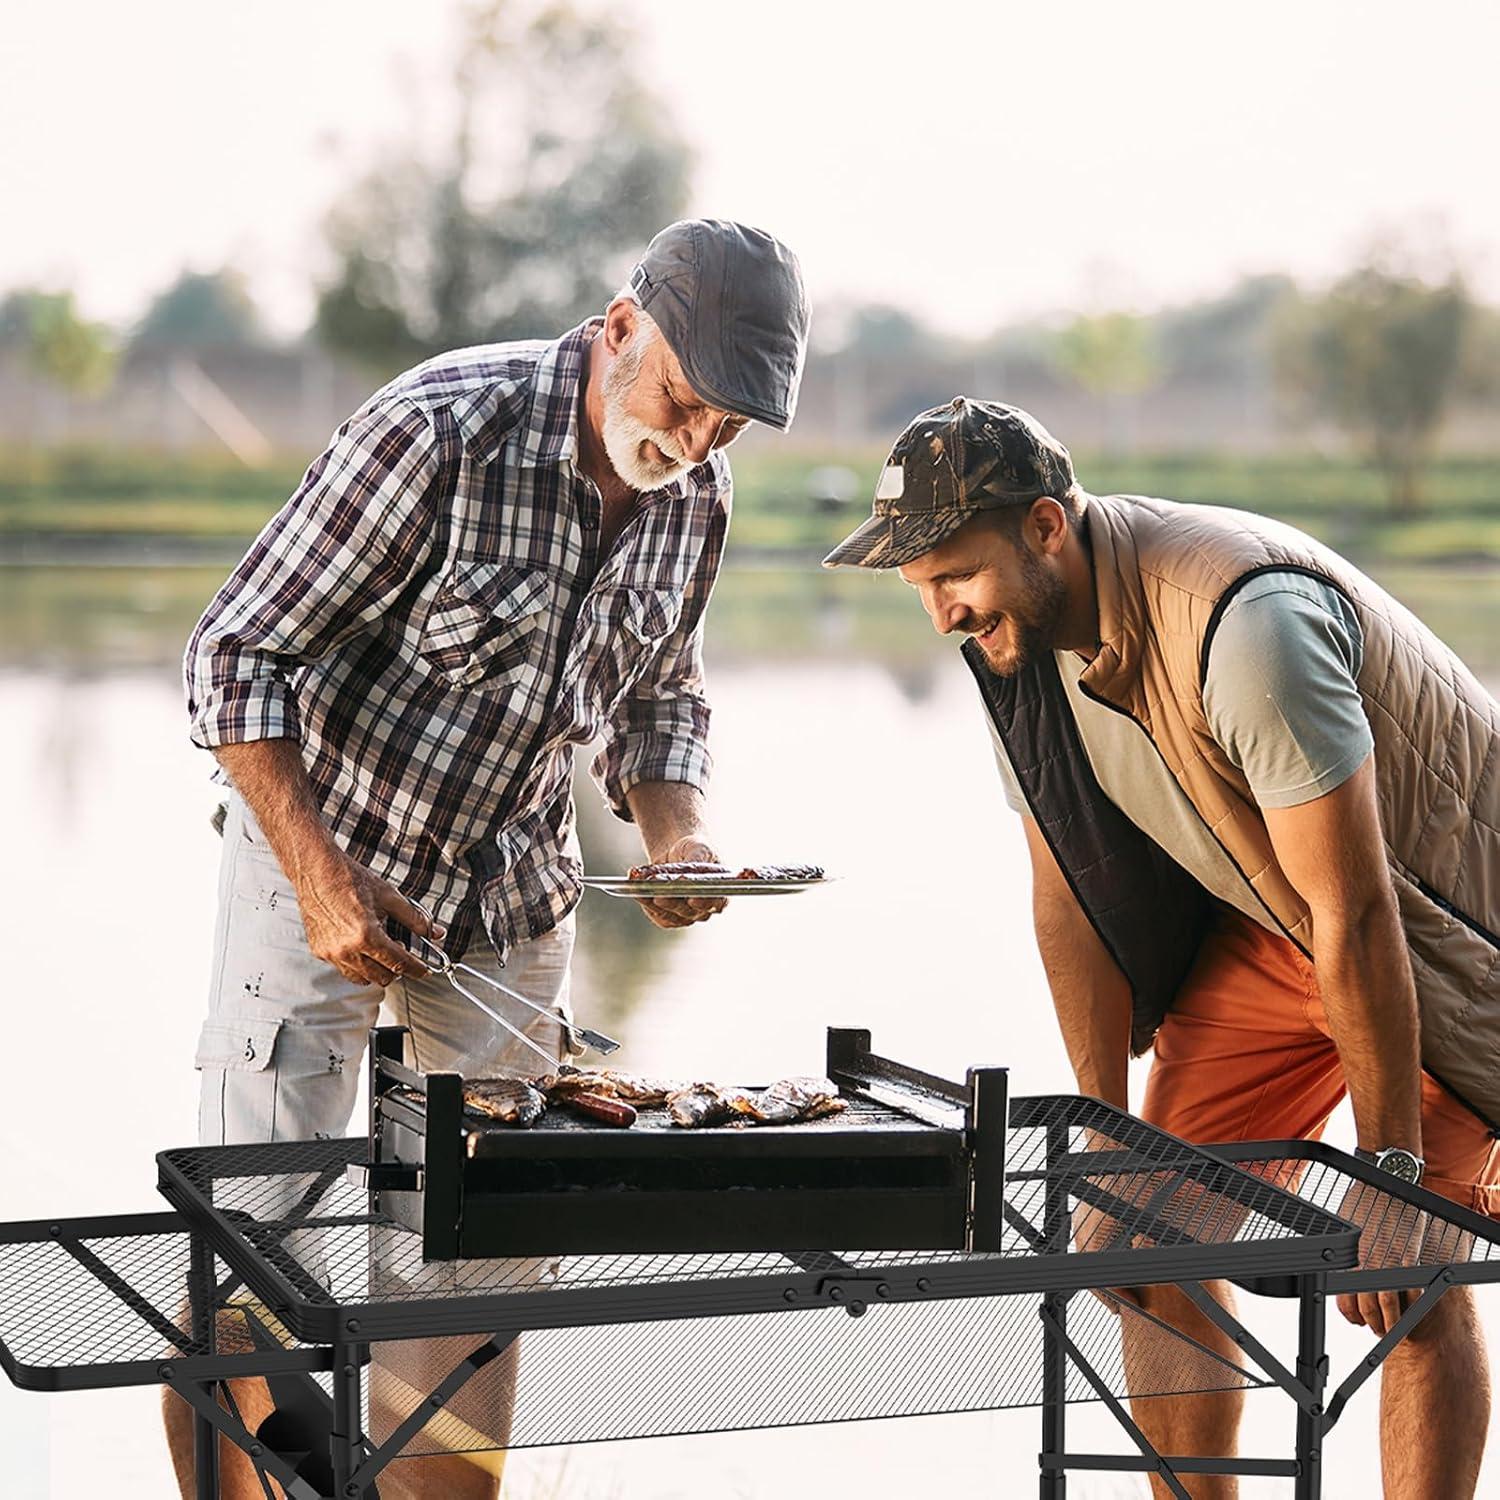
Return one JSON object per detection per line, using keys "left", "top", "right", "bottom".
{"left": 976, "top": 542, "right": 1067, "bottom": 676}
{"left": 600, "top": 325, "right": 690, "bottom": 492}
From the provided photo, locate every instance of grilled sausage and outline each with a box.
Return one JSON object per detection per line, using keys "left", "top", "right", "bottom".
{"left": 559, "top": 1090, "right": 638, "bottom": 1128}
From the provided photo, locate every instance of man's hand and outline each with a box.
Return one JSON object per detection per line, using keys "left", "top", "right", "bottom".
{"left": 214, "top": 738, "right": 444, "bottom": 988}
{"left": 1333, "top": 1176, "right": 1428, "bottom": 1336}
{"left": 296, "top": 844, "right": 445, "bottom": 987}
{"left": 622, "top": 781, "right": 729, "bottom": 931}
{"left": 633, "top": 835, "right": 730, "bottom": 930}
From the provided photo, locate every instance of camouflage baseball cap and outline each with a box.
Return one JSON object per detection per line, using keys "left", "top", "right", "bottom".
{"left": 821, "top": 397, "right": 1075, "bottom": 570}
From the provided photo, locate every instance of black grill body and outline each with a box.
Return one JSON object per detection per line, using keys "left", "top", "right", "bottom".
{"left": 360, "top": 1026, "right": 1009, "bottom": 1260}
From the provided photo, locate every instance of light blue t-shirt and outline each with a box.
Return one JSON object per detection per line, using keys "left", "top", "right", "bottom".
{"left": 989, "top": 570, "right": 1374, "bottom": 930}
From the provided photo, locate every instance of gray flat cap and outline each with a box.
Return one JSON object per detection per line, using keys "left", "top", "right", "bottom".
{"left": 627, "top": 219, "right": 809, "bottom": 431}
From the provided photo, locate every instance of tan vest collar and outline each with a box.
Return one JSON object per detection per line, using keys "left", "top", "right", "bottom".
{"left": 1075, "top": 493, "right": 1149, "bottom": 718}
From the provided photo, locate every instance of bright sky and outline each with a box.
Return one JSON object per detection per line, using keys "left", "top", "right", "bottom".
{"left": 4, "top": 0, "right": 1498, "bottom": 339}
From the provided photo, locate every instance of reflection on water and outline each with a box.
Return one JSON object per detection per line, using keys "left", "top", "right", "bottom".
{"left": 3, "top": 560, "right": 1500, "bottom": 1497}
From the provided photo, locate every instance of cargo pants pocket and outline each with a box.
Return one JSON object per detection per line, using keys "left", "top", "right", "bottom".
{"left": 196, "top": 1015, "right": 286, "bottom": 1145}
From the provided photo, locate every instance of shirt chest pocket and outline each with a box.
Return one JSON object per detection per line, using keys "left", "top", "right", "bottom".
{"left": 568, "top": 585, "right": 685, "bottom": 730}
{"left": 418, "top": 562, "right": 552, "bottom": 689}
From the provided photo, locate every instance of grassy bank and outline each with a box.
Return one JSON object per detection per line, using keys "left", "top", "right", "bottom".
{"left": 2, "top": 445, "right": 1499, "bottom": 566}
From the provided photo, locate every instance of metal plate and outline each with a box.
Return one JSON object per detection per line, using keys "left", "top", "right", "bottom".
{"left": 582, "top": 875, "right": 830, "bottom": 898}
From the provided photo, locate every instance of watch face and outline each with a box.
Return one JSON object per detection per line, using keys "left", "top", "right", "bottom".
{"left": 1376, "top": 1148, "right": 1423, "bottom": 1184}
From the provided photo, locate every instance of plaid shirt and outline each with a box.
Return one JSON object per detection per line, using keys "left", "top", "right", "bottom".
{"left": 185, "top": 320, "right": 730, "bottom": 958}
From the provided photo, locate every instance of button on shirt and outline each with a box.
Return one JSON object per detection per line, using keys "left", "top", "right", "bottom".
{"left": 185, "top": 320, "right": 730, "bottom": 958}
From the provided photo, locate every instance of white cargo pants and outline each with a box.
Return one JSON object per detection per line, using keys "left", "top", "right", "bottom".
{"left": 196, "top": 794, "right": 576, "bottom": 1146}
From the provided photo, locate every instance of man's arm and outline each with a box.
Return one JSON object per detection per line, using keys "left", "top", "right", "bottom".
{"left": 596, "top": 471, "right": 731, "bottom": 931}
{"left": 216, "top": 740, "right": 441, "bottom": 986}
{"left": 1261, "top": 755, "right": 1422, "bottom": 1156}
{"left": 1022, "top": 816, "right": 1134, "bottom": 1108}
{"left": 186, "top": 401, "right": 444, "bottom": 982}
{"left": 622, "top": 780, "right": 726, "bottom": 929}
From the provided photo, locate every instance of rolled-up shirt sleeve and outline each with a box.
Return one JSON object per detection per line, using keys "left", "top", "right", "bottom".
{"left": 592, "top": 486, "right": 729, "bottom": 820}
{"left": 184, "top": 400, "right": 440, "bottom": 749}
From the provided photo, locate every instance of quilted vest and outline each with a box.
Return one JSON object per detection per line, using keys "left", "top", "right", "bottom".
{"left": 970, "top": 492, "right": 1500, "bottom": 1128}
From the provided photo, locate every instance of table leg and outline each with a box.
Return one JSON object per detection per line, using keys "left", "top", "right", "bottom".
{"left": 189, "top": 1235, "right": 221, "bottom": 1500}
{"left": 1039, "top": 1118, "right": 1070, "bottom": 1499}
{"left": 1294, "top": 1273, "right": 1328, "bottom": 1500}
{"left": 332, "top": 1338, "right": 367, "bottom": 1497}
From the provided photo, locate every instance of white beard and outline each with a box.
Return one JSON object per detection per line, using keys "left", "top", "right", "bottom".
{"left": 600, "top": 331, "right": 691, "bottom": 492}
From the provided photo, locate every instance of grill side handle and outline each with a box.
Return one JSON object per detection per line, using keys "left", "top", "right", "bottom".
{"left": 825, "top": 1027, "right": 970, "bottom": 1108}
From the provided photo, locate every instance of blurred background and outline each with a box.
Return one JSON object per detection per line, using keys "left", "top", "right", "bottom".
{"left": 3, "top": 1, "right": 1499, "bottom": 1495}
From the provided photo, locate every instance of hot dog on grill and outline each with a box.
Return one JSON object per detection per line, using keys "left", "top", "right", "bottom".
{"left": 558, "top": 1090, "right": 638, "bottom": 1128}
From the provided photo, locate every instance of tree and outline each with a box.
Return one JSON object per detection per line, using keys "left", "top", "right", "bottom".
{"left": 1052, "top": 312, "right": 1160, "bottom": 454}
{"left": 132, "top": 268, "right": 262, "bottom": 350}
{"left": 0, "top": 288, "right": 117, "bottom": 393}
{"left": 1276, "top": 261, "right": 1471, "bottom": 513}
{"left": 315, "top": 1, "right": 692, "bottom": 372}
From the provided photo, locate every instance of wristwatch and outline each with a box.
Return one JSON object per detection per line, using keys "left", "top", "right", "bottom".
{"left": 1354, "top": 1146, "right": 1425, "bottom": 1185}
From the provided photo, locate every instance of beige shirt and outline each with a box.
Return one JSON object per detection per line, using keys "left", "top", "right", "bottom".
{"left": 989, "top": 571, "right": 1373, "bottom": 932}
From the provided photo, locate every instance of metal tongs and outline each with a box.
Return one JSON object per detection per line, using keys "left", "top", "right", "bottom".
{"left": 405, "top": 908, "right": 620, "bottom": 1068}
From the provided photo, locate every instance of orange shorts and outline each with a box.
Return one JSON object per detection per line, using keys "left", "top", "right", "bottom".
{"left": 1143, "top": 907, "right": 1500, "bottom": 1217}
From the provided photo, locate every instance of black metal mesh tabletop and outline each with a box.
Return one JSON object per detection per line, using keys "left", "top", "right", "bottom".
{"left": 0, "top": 1102, "right": 1370, "bottom": 1465}
{"left": 155, "top": 1095, "right": 1357, "bottom": 1345}
{"left": 1210, "top": 1139, "right": 1500, "bottom": 1293}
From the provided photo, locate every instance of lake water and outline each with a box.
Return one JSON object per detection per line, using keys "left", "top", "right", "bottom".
{"left": 2, "top": 558, "right": 1499, "bottom": 1498}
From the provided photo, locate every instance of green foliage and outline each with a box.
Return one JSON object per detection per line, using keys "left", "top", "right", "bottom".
{"left": 315, "top": 1, "right": 692, "bottom": 373}
{"left": 132, "top": 268, "right": 262, "bottom": 350}
{"left": 0, "top": 289, "right": 117, "bottom": 393}
{"left": 1052, "top": 313, "right": 1160, "bottom": 398}
{"left": 1275, "top": 261, "right": 1472, "bottom": 512}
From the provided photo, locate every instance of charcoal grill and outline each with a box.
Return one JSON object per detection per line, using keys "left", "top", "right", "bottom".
{"left": 6, "top": 1039, "right": 1500, "bottom": 1498}
{"left": 354, "top": 1025, "right": 1007, "bottom": 1258}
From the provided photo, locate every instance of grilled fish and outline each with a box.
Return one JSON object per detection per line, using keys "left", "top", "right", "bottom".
{"left": 744, "top": 1077, "right": 846, "bottom": 1125}
{"left": 666, "top": 1085, "right": 740, "bottom": 1128}
{"left": 463, "top": 1078, "right": 547, "bottom": 1127}
{"left": 533, "top": 1065, "right": 682, "bottom": 1108}
{"left": 669, "top": 1078, "right": 846, "bottom": 1128}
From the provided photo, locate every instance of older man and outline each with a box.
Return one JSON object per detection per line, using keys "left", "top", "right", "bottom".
{"left": 169, "top": 219, "right": 808, "bottom": 1498}
{"left": 826, "top": 397, "right": 1500, "bottom": 1500}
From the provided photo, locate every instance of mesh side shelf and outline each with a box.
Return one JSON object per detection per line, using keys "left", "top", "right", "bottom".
{"left": 0, "top": 1214, "right": 206, "bottom": 1388}
{"left": 1209, "top": 1139, "right": 1500, "bottom": 1292}
{"left": 158, "top": 1098, "right": 1356, "bottom": 1345}
{"left": 369, "top": 1290, "right": 1267, "bottom": 1457}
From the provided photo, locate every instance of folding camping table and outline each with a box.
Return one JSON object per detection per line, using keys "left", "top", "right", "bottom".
{"left": 4, "top": 1095, "right": 1499, "bottom": 1498}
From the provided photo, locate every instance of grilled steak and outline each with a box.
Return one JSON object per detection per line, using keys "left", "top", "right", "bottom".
{"left": 734, "top": 865, "right": 825, "bottom": 882}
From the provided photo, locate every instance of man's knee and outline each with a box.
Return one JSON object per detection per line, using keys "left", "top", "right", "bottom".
{"left": 1399, "top": 1282, "right": 1481, "bottom": 1350}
